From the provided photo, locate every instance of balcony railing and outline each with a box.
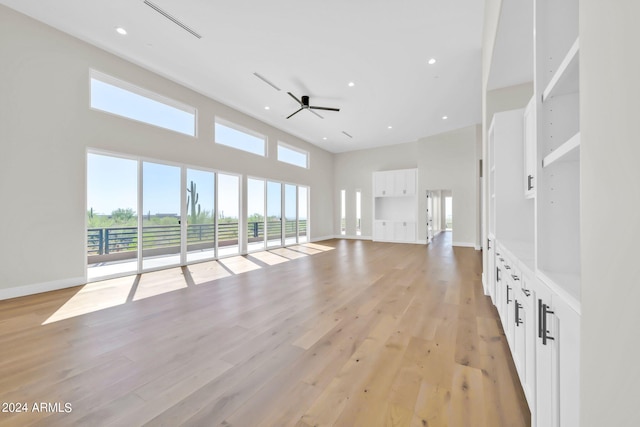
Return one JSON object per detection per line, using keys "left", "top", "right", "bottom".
{"left": 87, "top": 220, "right": 307, "bottom": 257}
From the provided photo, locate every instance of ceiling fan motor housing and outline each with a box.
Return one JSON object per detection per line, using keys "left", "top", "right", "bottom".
{"left": 301, "top": 95, "right": 310, "bottom": 107}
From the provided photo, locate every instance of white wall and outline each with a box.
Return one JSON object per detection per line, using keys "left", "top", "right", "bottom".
{"left": 0, "top": 6, "right": 334, "bottom": 296}
{"left": 334, "top": 125, "right": 480, "bottom": 247}
{"left": 580, "top": 1, "right": 640, "bottom": 425}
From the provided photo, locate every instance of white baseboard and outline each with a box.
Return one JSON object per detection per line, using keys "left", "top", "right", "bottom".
{"left": 0, "top": 276, "right": 85, "bottom": 301}
{"left": 452, "top": 241, "right": 476, "bottom": 248}
{"left": 475, "top": 245, "right": 481, "bottom": 250}
{"left": 337, "top": 234, "right": 372, "bottom": 240}
{"left": 417, "top": 239, "right": 427, "bottom": 245}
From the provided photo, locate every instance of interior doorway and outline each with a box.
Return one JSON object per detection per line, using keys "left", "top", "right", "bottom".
{"left": 425, "top": 189, "right": 453, "bottom": 244}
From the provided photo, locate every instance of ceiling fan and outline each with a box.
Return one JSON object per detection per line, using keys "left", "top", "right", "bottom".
{"left": 286, "top": 92, "right": 340, "bottom": 119}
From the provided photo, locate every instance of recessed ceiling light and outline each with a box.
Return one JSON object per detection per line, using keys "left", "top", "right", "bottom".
{"left": 428, "top": 58, "right": 436, "bottom": 65}
{"left": 348, "top": 82, "right": 355, "bottom": 87}
{"left": 115, "top": 27, "right": 127, "bottom": 35}
{"left": 442, "top": 115, "right": 448, "bottom": 120}
{"left": 387, "top": 125, "right": 393, "bottom": 129}
{"left": 264, "top": 106, "right": 270, "bottom": 110}
{"left": 322, "top": 137, "right": 327, "bottom": 140}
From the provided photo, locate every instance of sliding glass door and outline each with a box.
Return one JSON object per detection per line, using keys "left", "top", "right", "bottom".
{"left": 88, "top": 152, "right": 313, "bottom": 281}
{"left": 142, "top": 161, "right": 182, "bottom": 270}
{"left": 217, "top": 173, "right": 240, "bottom": 257}
{"left": 86, "top": 153, "right": 138, "bottom": 280}
{"left": 247, "top": 178, "right": 266, "bottom": 252}
{"left": 266, "top": 181, "right": 282, "bottom": 247}
{"left": 298, "top": 186, "right": 309, "bottom": 243}
{"left": 186, "top": 169, "right": 215, "bottom": 263}
{"left": 284, "top": 184, "right": 297, "bottom": 245}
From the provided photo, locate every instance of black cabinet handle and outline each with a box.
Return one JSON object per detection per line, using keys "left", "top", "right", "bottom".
{"left": 523, "top": 289, "right": 531, "bottom": 297}
{"left": 505, "top": 265, "right": 511, "bottom": 270}
{"left": 487, "top": 238, "right": 491, "bottom": 250}
{"left": 527, "top": 174, "right": 534, "bottom": 191}
{"left": 496, "top": 267, "right": 501, "bottom": 282}
{"left": 506, "top": 286, "right": 512, "bottom": 304}
{"left": 538, "top": 301, "right": 555, "bottom": 345}
{"left": 511, "top": 274, "right": 520, "bottom": 281}
{"left": 515, "top": 301, "right": 523, "bottom": 326}
{"left": 538, "top": 299, "right": 543, "bottom": 338}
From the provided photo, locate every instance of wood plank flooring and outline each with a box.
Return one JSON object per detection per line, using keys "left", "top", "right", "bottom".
{"left": 0, "top": 233, "right": 529, "bottom": 427}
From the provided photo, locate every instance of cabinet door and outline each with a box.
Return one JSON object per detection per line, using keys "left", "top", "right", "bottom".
{"left": 524, "top": 96, "right": 536, "bottom": 198}
{"left": 373, "top": 220, "right": 386, "bottom": 241}
{"left": 395, "top": 221, "right": 416, "bottom": 242}
{"left": 504, "top": 272, "right": 516, "bottom": 348}
{"left": 554, "top": 295, "right": 580, "bottom": 427}
{"left": 373, "top": 172, "right": 387, "bottom": 197}
{"left": 521, "top": 276, "right": 537, "bottom": 417}
{"left": 535, "top": 286, "right": 555, "bottom": 427}
{"left": 535, "top": 285, "right": 580, "bottom": 427}
{"left": 394, "top": 169, "right": 416, "bottom": 196}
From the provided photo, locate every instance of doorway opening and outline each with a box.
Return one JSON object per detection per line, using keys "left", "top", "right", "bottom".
{"left": 425, "top": 189, "right": 453, "bottom": 244}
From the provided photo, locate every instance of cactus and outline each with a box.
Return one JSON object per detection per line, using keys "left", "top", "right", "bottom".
{"left": 187, "top": 180, "right": 201, "bottom": 224}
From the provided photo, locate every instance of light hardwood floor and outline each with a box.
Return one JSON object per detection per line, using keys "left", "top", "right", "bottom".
{"left": 0, "top": 233, "right": 529, "bottom": 427}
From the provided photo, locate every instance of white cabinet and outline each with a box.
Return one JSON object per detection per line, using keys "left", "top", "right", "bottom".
{"left": 373, "top": 169, "right": 416, "bottom": 197}
{"left": 374, "top": 171, "right": 395, "bottom": 197}
{"left": 485, "top": 1, "right": 581, "bottom": 425}
{"left": 394, "top": 221, "right": 416, "bottom": 242}
{"left": 374, "top": 220, "right": 394, "bottom": 241}
{"left": 535, "top": 281, "right": 580, "bottom": 427}
{"left": 372, "top": 169, "right": 418, "bottom": 243}
{"left": 393, "top": 169, "right": 416, "bottom": 196}
{"left": 524, "top": 96, "right": 536, "bottom": 198}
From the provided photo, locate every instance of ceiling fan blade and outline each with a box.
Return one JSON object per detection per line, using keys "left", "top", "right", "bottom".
{"left": 286, "top": 108, "right": 303, "bottom": 119}
{"left": 310, "top": 106, "right": 340, "bottom": 112}
{"left": 287, "top": 92, "right": 302, "bottom": 105}
{"left": 308, "top": 109, "right": 324, "bottom": 119}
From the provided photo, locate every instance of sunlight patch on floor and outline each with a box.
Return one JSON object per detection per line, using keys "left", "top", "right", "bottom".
{"left": 133, "top": 268, "right": 187, "bottom": 301}
{"left": 188, "top": 260, "right": 232, "bottom": 284}
{"left": 301, "top": 242, "right": 335, "bottom": 252}
{"left": 269, "top": 247, "right": 308, "bottom": 260}
{"left": 288, "top": 245, "right": 322, "bottom": 255}
{"left": 219, "top": 256, "right": 261, "bottom": 275}
{"left": 43, "top": 275, "right": 136, "bottom": 324}
{"left": 248, "top": 251, "right": 290, "bottom": 266}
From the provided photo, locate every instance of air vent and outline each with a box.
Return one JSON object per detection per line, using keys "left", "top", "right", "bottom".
{"left": 253, "top": 73, "right": 281, "bottom": 91}
{"left": 143, "top": 0, "right": 202, "bottom": 39}
{"left": 342, "top": 131, "right": 353, "bottom": 138}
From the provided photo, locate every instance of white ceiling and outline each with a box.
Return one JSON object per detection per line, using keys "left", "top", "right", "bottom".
{"left": 1, "top": 0, "right": 485, "bottom": 153}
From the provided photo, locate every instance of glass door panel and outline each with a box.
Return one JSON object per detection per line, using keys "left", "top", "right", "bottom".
{"left": 298, "top": 186, "right": 308, "bottom": 243}
{"left": 247, "top": 178, "right": 266, "bottom": 252}
{"left": 284, "top": 184, "right": 297, "bottom": 245}
{"left": 142, "top": 161, "right": 182, "bottom": 270}
{"left": 217, "top": 173, "right": 240, "bottom": 256}
{"left": 266, "top": 181, "right": 282, "bottom": 247}
{"left": 186, "top": 169, "right": 215, "bottom": 263}
{"left": 87, "top": 153, "right": 138, "bottom": 280}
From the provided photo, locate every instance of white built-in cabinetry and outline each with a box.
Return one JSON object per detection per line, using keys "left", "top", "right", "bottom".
{"left": 485, "top": 1, "right": 581, "bottom": 425}
{"left": 372, "top": 169, "right": 418, "bottom": 243}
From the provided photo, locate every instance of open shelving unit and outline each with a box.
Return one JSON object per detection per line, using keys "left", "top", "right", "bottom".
{"left": 535, "top": 3, "right": 581, "bottom": 297}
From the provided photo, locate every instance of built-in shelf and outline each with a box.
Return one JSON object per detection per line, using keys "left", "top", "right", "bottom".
{"left": 542, "top": 37, "right": 580, "bottom": 102}
{"left": 537, "top": 269, "right": 581, "bottom": 314}
{"left": 542, "top": 132, "right": 580, "bottom": 167}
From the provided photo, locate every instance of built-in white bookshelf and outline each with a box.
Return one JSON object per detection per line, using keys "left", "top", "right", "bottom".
{"left": 535, "top": 0, "right": 581, "bottom": 299}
